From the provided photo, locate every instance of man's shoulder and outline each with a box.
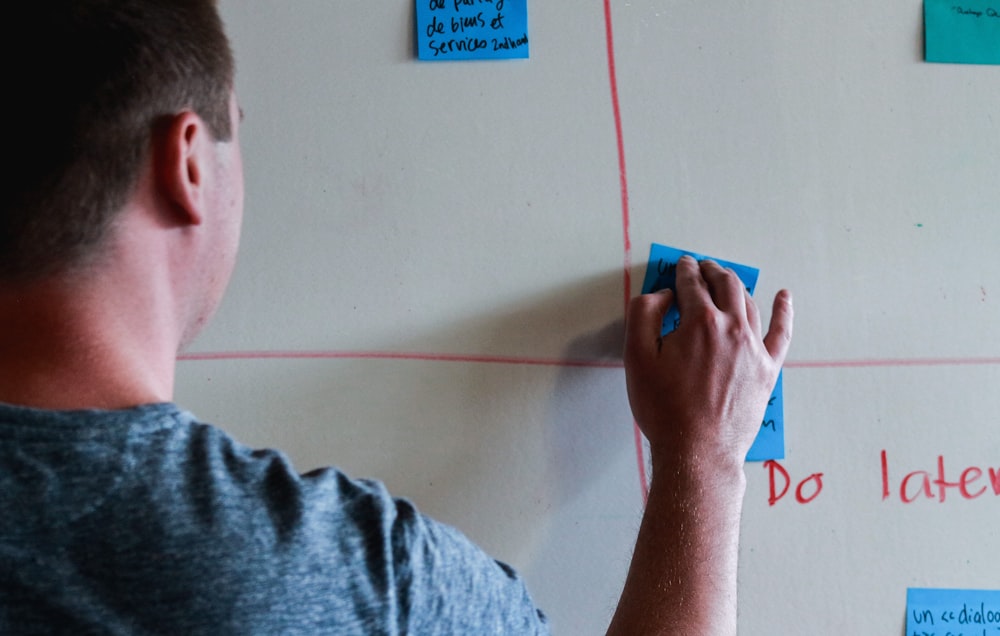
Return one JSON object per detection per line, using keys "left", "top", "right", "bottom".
{"left": 0, "top": 402, "right": 550, "bottom": 634}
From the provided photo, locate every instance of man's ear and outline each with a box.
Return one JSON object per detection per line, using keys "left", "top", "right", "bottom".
{"left": 154, "top": 111, "right": 213, "bottom": 227}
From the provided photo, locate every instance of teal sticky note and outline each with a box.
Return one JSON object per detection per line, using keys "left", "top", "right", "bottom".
{"left": 640, "top": 244, "right": 784, "bottom": 461}
{"left": 925, "top": 0, "right": 1000, "bottom": 65}
{"left": 416, "top": 0, "right": 529, "bottom": 61}
{"left": 906, "top": 588, "right": 1000, "bottom": 634}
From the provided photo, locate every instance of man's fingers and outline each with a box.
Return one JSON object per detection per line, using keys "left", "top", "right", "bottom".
{"left": 624, "top": 289, "right": 674, "bottom": 357}
{"left": 762, "top": 289, "right": 794, "bottom": 365}
{"left": 745, "top": 288, "right": 763, "bottom": 338}
{"left": 699, "top": 260, "right": 747, "bottom": 317}
{"left": 673, "top": 255, "right": 710, "bottom": 317}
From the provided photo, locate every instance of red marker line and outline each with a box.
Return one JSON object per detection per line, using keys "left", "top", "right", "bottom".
{"left": 785, "top": 357, "right": 1000, "bottom": 369}
{"left": 180, "top": 349, "right": 624, "bottom": 369}
{"left": 180, "top": 350, "right": 1000, "bottom": 370}
{"left": 602, "top": 0, "right": 648, "bottom": 502}
{"left": 603, "top": 0, "right": 633, "bottom": 310}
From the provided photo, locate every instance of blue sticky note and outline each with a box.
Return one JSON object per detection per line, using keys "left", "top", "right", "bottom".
{"left": 640, "top": 244, "right": 760, "bottom": 333}
{"left": 641, "top": 243, "right": 784, "bottom": 461}
{"left": 416, "top": 0, "right": 529, "bottom": 61}
{"left": 925, "top": 0, "right": 1000, "bottom": 65}
{"left": 906, "top": 588, "right": 1000, "bottom": 635}
{"left": 747, "top": 370, "right": 784, "bottom": 461}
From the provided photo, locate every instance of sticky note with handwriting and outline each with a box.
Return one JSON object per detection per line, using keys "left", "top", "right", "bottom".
{"left": 640, "top": 243, "right": 784, "bottom": 461}
{"left": 925, "top": 0, "right": 1000, "bottom": 65}
{"left": 416, "top": 0, "right": 529, "bottom": 61}
{"left": 906, "top": 588, "right": 1000, "bottom": 635}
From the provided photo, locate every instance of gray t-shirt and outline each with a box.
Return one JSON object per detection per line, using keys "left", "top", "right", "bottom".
{"left": 0, "top": 402, "right": 549, "bottom": 635}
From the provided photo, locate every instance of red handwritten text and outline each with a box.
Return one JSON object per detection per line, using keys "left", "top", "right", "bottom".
{"left": 764, "top": 460, "right": 825, "bottom": 506}
{"left": 881, "top": 450, "right": 1000, "bottom": 503}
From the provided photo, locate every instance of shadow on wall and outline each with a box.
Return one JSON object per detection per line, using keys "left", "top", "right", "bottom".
{"left": 377, "top": 264, "right": 646, "bottom": 508}
{"left": 176, "top": 264, "right": 649, "bottom": 553}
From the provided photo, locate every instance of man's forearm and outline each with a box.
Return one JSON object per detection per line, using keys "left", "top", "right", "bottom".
{"left": 607, "top": 457, "right": 747, "bottom": 636}
{"left": 613, "top": 258, "right": 792, "bottom": 635}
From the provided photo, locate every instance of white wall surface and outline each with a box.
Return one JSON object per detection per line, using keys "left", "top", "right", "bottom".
{"left": 175, "top": 2, "right": 1000, "bottom": 633}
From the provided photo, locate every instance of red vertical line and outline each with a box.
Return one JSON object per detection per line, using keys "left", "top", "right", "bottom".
{"left": 603, "top": 0, "right": 633, "bottom": 304}
{"left": 881, "top": 450, "right": 890, "bottom": 500}
{"left": 603, "top": 0, "right": 648, "bottom": 503}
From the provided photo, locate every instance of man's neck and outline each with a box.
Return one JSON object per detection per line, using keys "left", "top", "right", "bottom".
{"left": 0, "top": 273, "right": 178, "bottom": 411}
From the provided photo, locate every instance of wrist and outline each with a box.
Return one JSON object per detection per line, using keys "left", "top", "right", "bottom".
{"left": 649, "top": 447, "right": 748, "bottom": 506}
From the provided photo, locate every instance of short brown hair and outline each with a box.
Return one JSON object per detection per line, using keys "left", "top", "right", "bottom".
{"left": 4, "top": 1, "right": 235, "bottom": 281}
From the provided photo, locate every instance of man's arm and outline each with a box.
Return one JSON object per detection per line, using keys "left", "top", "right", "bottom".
{"left": 607, "top": 255, "right": 794, "bottom": 635}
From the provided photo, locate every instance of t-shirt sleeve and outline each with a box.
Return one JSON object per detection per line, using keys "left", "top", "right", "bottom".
{"left": 387, "top": 496, "right": 550, "bottom": 635}
{"left": 300, "top": 468, "right": 550, "bottom": 635}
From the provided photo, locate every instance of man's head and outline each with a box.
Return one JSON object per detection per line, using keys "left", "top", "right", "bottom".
{"left": 5, "top": 0, "right": 236, "bottom": 282}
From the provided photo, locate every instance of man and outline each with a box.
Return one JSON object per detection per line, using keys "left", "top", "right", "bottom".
{"left": 1, "top": 2, "right": 792, "bottom": 634}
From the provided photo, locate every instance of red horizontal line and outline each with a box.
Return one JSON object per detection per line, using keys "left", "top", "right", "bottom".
{"left": 784, "top": 357, "right": 1000, "bottom": 369}
{"left": 179, "top": 350, "right": 1000, "bottom": 370}
{"left": 179, "top": 349, "right": 624, "bottom": 369}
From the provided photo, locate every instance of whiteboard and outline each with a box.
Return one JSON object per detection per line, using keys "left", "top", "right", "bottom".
{"left": 176, "top": 2, "right": 1000, "bottom": 633}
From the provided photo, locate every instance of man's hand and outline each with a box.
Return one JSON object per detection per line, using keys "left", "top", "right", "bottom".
{"left": 624, "top": 255, "right": 793, "bottom": 470}
{"left": 608, "top": 255, "right": 793, "bottom": 636}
